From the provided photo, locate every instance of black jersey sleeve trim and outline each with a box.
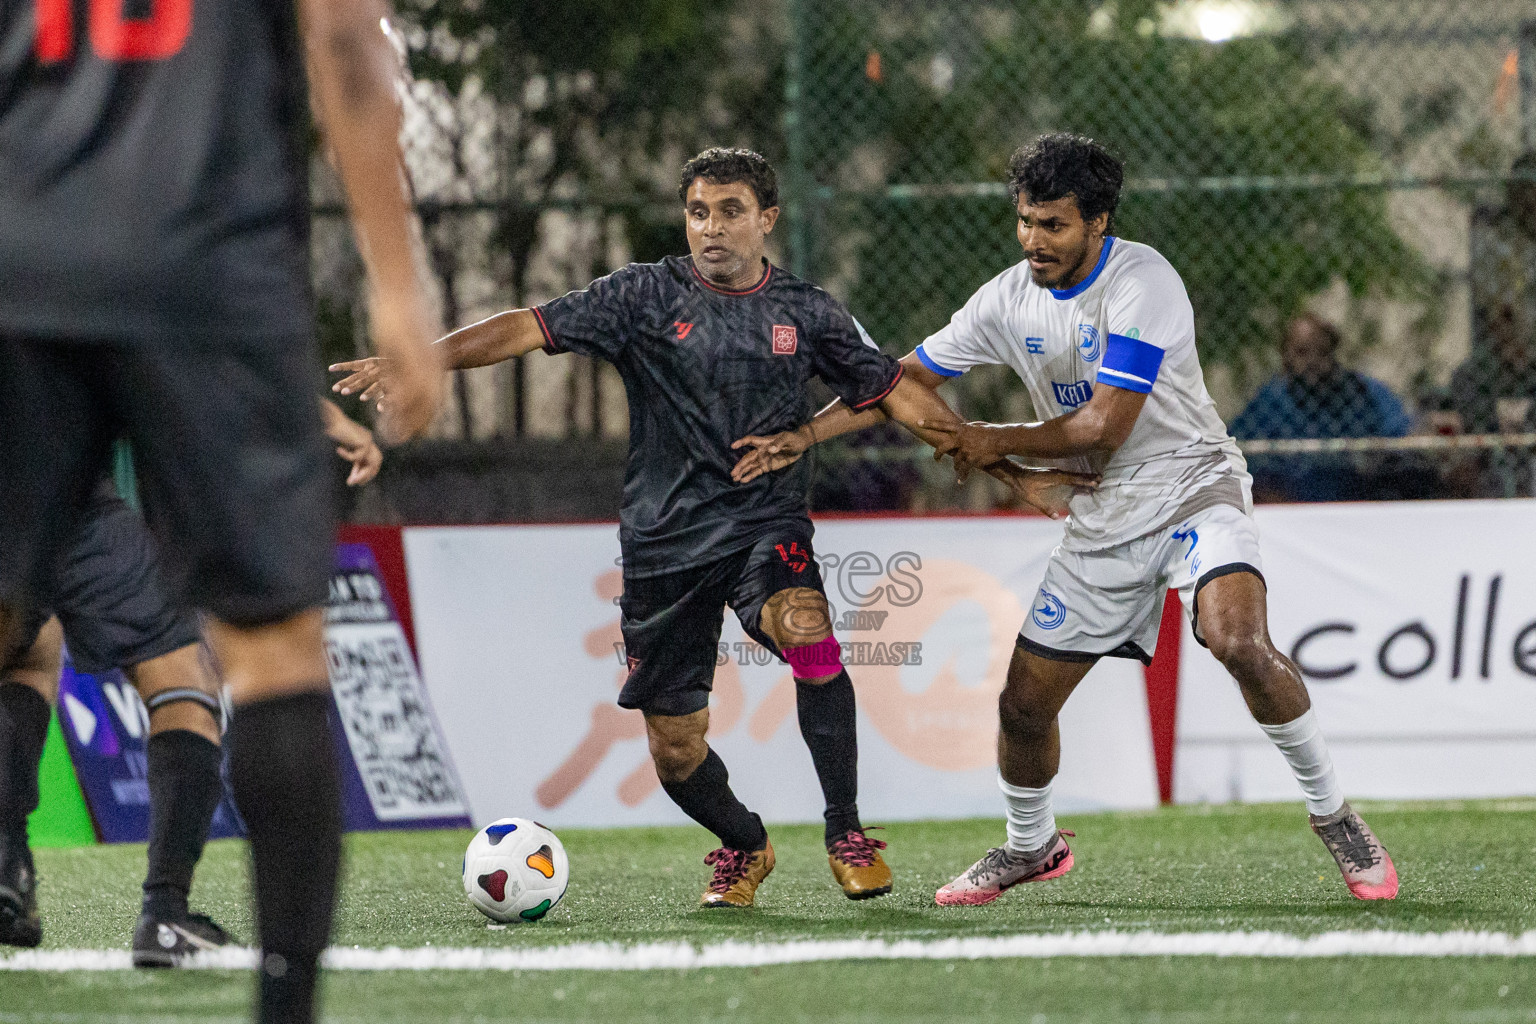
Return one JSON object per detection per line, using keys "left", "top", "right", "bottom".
{"left": 850, "top": 361, "right": 904, "bottom": 410}
{"left": 532, "top": 305, "right": 562, "bottom": 353}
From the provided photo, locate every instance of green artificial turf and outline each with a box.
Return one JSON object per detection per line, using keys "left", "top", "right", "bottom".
{"left": 3, "top": 801, "right": 1535, "bottom": 1022}
{"left": 4, "top": 959, "right": 1534, "bottom": 1024}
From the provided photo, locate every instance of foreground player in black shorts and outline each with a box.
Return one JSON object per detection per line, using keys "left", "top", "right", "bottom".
{"left": 335, "top": 148, "right": 1087, "bottom": 907}
{"left": 1, "top": 483, "right": 229, "bottom": 963}
{"left": 0, "top": 1, "right": 440, "bottom": 1020}
{"left": 0, "top": 406, "right": 383, "bottom": 964}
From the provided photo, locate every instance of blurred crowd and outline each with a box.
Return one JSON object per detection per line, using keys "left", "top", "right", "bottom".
{"left": 1229, "top": 153, "right": 1536, "bottom": 503}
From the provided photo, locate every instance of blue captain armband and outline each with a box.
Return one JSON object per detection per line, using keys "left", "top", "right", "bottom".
{"left": 914, "top": 343, "right": 964, "bottom": 378}
{"left": 1095, "top": 333, "right": 1164, "bottom": 394}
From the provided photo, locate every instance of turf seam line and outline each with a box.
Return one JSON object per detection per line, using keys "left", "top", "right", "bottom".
{"left": 5, "top": 931, "right": 1536, "bottom": 971}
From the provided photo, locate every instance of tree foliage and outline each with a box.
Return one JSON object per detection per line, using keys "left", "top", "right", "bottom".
{"left": 397, "top": 0, "right": 784, "bottom": 285}
{"left": 396, "top": 0, "right": 1443, "bottom": 424}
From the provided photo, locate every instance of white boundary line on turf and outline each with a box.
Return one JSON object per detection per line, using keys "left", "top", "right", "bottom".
{"left": 4, "top": 930, "right": 1536, "bottom": 971}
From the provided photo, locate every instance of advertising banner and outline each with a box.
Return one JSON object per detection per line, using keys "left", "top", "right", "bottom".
{"left": 324, "top": 543, "right": 472, "bottom": 832}
{"left": 1174, "top": 499, "right": 1536, "bottom": 804}
{"left": 405, "top": 499, "right": 1536, "bottom": 827}
{"left": 55, "top": 659, "right": 245, "bottom": 844}
{"left": 404, "top": 519, "right": 1161, "bottom": 829}
{"left": 27, "top": 718, "right": 97, "bottom": 849}
{"left": 54, "top": 541, "right": 471, "bottom": 842}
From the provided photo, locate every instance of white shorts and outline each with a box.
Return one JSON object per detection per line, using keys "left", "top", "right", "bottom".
{"left": 1018, "top": 504, "right": 1263, "bottom": 665}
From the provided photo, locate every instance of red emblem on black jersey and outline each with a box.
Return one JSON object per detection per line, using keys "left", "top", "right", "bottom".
{"left": 772, "top": 324, "right": 798, "bottom": 355}
{"left": 674, "top": 321, "right": 694, "bottom": 340}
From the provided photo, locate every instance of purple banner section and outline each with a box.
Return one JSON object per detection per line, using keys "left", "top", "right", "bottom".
{"left": 55, "top": 662, "right": 244, "bottom": 844}
{"left": 57, "top": 542, "right": 471, "bottom": 843}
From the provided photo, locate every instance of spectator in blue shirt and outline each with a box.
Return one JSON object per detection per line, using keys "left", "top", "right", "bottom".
{"left": 1231, "top": 313, "right": 1412, "bottom": 501}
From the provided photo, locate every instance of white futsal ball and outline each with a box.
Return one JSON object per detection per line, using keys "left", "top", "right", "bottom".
{"left": 462, "top": 817, "right": 570, "bottom": 923}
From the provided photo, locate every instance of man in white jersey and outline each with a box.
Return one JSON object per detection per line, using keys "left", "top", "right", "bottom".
{"left": 730, "top": 133, "right": 1397, "bottom": 905}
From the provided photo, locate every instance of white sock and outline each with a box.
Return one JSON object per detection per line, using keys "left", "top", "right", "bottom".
{"left": 1258, "top": 709, "right": 1344, "bottom": 817}
{"left": 999, "top": 775, "right": 1057, "bottom": 853}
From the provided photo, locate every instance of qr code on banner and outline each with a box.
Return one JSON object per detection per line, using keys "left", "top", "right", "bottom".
{"left": 324, "top": 621, "right": 468, "bottom": 822}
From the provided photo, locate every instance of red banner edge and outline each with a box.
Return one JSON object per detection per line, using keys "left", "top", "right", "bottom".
{"left": 1142, "top": 590, "right": 1183, "bottom": 805}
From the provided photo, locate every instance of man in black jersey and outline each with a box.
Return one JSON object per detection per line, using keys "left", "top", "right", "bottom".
{"left": 0, "top": 404, "right": 382, "bottom": 964}
{"left": 334, "top": 147, "right": 1090, "bottom": 908}
{"left": 0, "top": 0, "right": 439, "bottom": 1020}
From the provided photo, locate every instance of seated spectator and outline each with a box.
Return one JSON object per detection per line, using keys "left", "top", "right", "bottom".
{"left": 1447, "top": 304, "right": 1536, "bottom": 434}
{"left": 1230, "top": 313, "right": 1412, "bottom": 502}
{"left": 1437, "top": 302, "right": 1536, "bottom": 497}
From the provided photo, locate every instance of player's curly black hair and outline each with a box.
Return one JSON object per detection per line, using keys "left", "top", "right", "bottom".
{"left": 1007, "top": 133, "right": 1124, "bottom": 229}
{"left": 678, "top": 148, "right": 779, "bottom": 211}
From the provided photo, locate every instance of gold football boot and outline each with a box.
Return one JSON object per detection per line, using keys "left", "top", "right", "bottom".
{"left": 828, "top": 828, "right": 892, "bottom": 900}
{"left": 700, "top": 839, "right": 776, "bottom": 908}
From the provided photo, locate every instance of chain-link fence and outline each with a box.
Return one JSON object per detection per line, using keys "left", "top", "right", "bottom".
{"left": 788, "top": 0, "right": 1536, "bottom": 508}
{"left": 321, "top": 0, "right": 1536, "bottom": 521}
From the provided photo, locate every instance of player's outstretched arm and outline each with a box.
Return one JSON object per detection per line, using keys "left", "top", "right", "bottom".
{"left": 301, "top": 0, "right": 441, "bottom": 443}
{"left": 320, "top": 398, "right": 383, "bottom": 486}
{"left": 331, "top": 310, "right": 547, "bottom": 402}
{"left": 923, "top": 383, "right": 1150, "bottom": 479}
{"left": 433, "top": 310, "right": 549, "bottom": 369}
{"left": 729, "top": 354, "right": 1098, "bottom": 517}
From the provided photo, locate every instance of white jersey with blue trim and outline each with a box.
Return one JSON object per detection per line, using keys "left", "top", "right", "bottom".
{"left": 915, "top": 237, "right": 1249, "bottom": 551}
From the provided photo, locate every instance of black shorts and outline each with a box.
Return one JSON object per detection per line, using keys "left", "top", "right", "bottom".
{"left": 619, "top": 527, "right": 826, "bottom": 717}
{"left": 0, "top": 335, "right": 334, "bottom": 627}
{"left": 14, "top": 486, "right": 202, "bottom": 675}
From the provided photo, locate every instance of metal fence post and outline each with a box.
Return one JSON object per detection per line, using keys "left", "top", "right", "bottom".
{"left": 782, "top": 0, "right": 810, "bottom": 280}
{"left": 1523, "top": 20, "right": 1536, "bottom": 153}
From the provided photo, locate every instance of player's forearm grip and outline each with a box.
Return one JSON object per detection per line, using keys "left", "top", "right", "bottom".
{"left": 985, "top": 412, "right": 1116, "bottom": 459}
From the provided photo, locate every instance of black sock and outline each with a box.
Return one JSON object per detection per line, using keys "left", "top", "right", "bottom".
{"left": 142, "top": 729, "right": 223, "bottom": 920}
{"left": 227, "top": 692, "right": 340, "bottom": 1024}
{"left": 0, "top": 683, "right": 51, "bottom": 834}
{"left": 795, "top": 670, "right": 862, "bottom": 846}
{"left": 659, "top": 748, "right": 767, "bottom": 852}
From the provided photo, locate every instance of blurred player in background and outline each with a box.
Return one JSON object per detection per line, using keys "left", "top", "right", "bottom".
{"left": 0, "top": 403, "right": 381, "bottom": 965}
{"left": 0, "top": 0, "right": 440, "bottom": 1020}
{"left": 334, "top": 146, "right": 1094, "bottom": 909}
{"left": 734, "top": 134, "right": 1398, "bottom": 906}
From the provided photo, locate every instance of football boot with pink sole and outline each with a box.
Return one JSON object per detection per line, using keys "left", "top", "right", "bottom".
{"left": 1310, "top": 803, "right": 1399, "bottom": 900}
{"left": 934, "top": 830, "right": 1074, "bottom": 907}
